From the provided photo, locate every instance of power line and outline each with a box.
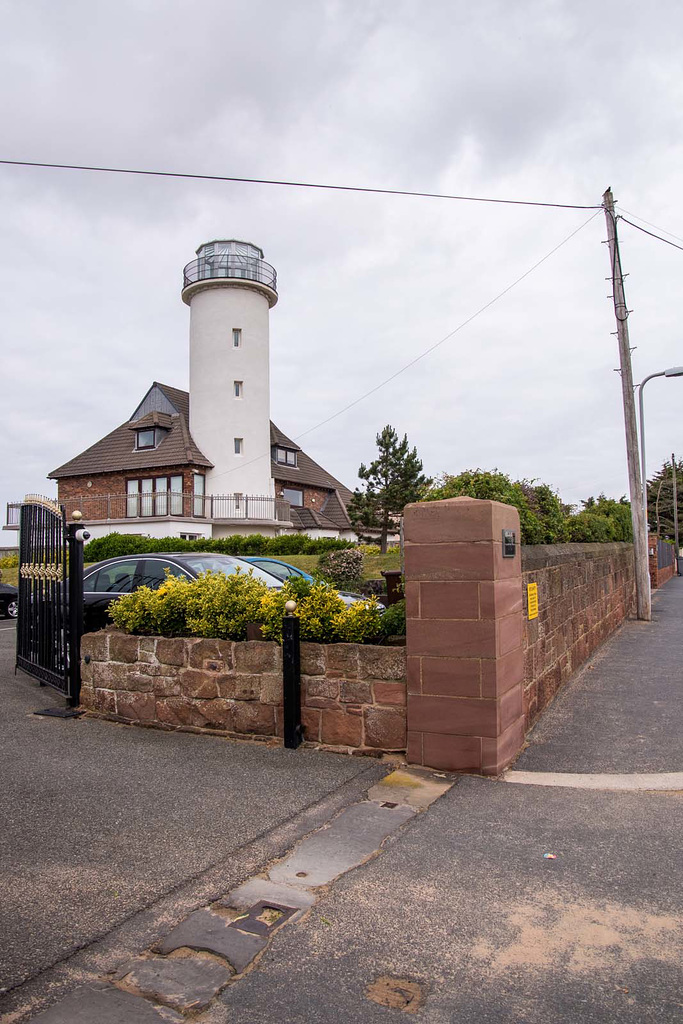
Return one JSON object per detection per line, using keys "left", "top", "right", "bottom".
{"left": 0, "top": 158, "right": 601, "bottom": 211}
{"left": 209, "top": 210, "right": 601, "bottom": 484}
{"left": 619, "top": 215, "right": 683, "bottom": 253}
{"left": 618, "top": 207, "right": 683, "bottom": 246}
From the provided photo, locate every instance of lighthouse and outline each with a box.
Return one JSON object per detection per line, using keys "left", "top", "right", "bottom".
{"left": 182, "top": 240, "right": 278, "bottom": 499}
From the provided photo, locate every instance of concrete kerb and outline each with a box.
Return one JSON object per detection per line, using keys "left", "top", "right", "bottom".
{"left": 503, "top": 770, "right": 683, "bottom": 791}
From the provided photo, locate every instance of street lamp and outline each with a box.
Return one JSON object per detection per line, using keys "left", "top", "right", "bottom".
{"left": 637, "top": 366, "right": 683, "bottom": 538}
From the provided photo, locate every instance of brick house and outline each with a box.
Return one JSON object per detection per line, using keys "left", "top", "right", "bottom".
{"left": 48, "top": 382, "right": 356, "bottom": 541}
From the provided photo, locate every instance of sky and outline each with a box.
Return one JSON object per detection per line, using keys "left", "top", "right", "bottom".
{"left": 2, "top": 0, "right": 683, "bottom": 538}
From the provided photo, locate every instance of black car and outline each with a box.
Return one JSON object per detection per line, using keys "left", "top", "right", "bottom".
{"left": 83, "top": 552, "right": 283, "bottom": 631}
{"left": 0, "top": 583, "right": 18, "bottom": 619}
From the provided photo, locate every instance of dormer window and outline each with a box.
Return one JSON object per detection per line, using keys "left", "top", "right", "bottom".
{"left": 135, "top": 428, "right": 164, "bottom": 452}
{"left": 275, "top": 447, "right": 297, "bottom": 467}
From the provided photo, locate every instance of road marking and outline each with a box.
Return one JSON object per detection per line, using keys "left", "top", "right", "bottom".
{"left": 503, "top": 770, "right": 683, "bottom": 791}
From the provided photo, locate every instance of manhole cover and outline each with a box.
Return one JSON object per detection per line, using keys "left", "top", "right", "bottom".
{"left": 367, "top": 976, "right": 424, "bottom": 1013}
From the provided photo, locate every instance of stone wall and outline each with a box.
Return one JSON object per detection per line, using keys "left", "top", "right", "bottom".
{"left": 521, "top": 542, "right": 635, "bottom": 729}
{"left": 80, "top": 632, "right": 406, "bottom": 756}
{"left": 648, "top": 538, "right": 677, "bottom": 590}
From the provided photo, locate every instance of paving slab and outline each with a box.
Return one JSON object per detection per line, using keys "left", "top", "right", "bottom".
{"left": 116, "top": 955, "right": 231, "bottom": 1013}
{"left": 155, "top": 909, "right": 267, "bottom": 972}
{"left": 30, "top": 981, "right": 184, "bottom": 1022}
{"left": 367, "top": 768, "right": 453, "bottom": 809}
{"left": 269, "top": 800, "right": 415, "bottom": 888}
{"left": 221, "top": 878, "right": 317, "bottom": 917}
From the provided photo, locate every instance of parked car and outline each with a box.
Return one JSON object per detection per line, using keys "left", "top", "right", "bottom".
{"left": 242, "top": 556, "right": 314, "bottom": 582}
{"left": 0, "top": 583, "right": 18, "bottom": 619}
{"left": 242, "top": 556, "right": 385, "bottom": 611}
{"left": 83, "top": 553, "right": 283, "bottom": 631}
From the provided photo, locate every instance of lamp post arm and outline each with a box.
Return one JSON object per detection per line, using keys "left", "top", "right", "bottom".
{"left": 637, "top": 371, "right": 666, "bottom": 531}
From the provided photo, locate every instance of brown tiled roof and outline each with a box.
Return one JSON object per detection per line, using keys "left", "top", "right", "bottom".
{"left": 49, "top": 383, "right": 212, "bottom": 479}
{"left": 49, "top": 385, "right": 353, "bottom": 517}
{"left": 290, "top": 506, "right": 343, "bottom": 531}
{"left": 270, "top": 423, "right": 353, "bottom": 507}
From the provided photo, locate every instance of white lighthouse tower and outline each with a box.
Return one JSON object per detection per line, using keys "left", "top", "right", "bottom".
{"left": 182, "top": 240, "right": 278, "bottom": 502}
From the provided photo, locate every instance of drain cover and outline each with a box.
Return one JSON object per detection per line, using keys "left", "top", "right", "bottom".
{"left": 33, "top": 707, "right": 82, "bottom": 719}
{"left": 367, "top": 976, "right": 424, "bottom": 1013}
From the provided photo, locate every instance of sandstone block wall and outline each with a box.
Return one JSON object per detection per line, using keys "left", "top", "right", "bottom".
{"left": 521, "top": 542, "right": 635, "bottom": 729}
{"left": 80, "top": 632, "right": 406, "bottom": 755}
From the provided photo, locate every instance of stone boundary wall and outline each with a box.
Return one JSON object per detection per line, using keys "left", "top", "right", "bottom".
{"left": 80, "top": 632, "right": 406, "bottom": 756}
{"left": 521, "top": 542, "right": 635, "bottom": 729}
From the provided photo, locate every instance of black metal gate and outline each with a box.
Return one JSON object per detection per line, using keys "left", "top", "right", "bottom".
{"left": 16, "top": 496, "right": 86, "bottom": 704}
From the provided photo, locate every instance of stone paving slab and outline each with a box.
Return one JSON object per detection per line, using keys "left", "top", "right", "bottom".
{"left": 221, "top": 877, "right": 317, "bottom": 917}
{"left": 116, "top": 955, "right": 232, "bottom": 1013}
{"left": 155, "top": 909, "right": 267, "bottom": 973}
{"left": 269, "top": 800, "right": 416, "bottom": 888}
{"left": 367, "top": 768, "right": 453, "bottom": 809}
{"left": 30, "top": 981, "right": 185, "bottom": 1022}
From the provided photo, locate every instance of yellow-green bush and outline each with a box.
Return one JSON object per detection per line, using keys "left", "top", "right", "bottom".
{"left": 0, "top": 554, "right": 19, "bottom": 568}
{"left": 259, "top": 581, "right": 382, "bottom": 644}
{"left": 109, "top": 571, "right": 383, "bottom": 644}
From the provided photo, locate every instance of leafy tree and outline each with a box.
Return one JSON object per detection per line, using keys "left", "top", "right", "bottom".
{"left": 570, "top": 493, "right": 632, "bottom": 542}
{"left": 423, "top": 469, "right": 568, "bottom": 544}
{"left": 348, "top": 425, "right": 431, "bottom": 553}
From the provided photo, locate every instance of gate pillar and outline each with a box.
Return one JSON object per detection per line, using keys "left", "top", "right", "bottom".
{"left": 404, "top": 497, "right": 525, "bottom": 775}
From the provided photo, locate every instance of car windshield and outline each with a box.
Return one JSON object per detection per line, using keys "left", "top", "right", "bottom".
{"left": 180, "top": 555, "right": 282, "bottom": 587}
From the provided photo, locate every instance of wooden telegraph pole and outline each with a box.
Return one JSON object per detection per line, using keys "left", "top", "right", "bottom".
{"left": 602, "top": 188, "right": 651, "bottom": 620}
{"left": 672, "top": 453, "right": 680, "bottom": 575}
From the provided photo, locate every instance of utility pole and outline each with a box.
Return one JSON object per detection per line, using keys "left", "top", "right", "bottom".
{"left": 603, "top": 188, "right": 651, "bottom": 620}
{"left": 672, "top": 453, "right": 680, "bottom": 574}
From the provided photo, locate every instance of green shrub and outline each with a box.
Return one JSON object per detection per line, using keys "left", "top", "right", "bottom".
{"left": 259, "top": 580, "right": 382, "bottom": 644}
{"left": 0, "top": 554, "right": 19, "bottom": 568}
{"left": 109, "top": 570, "right": 383, "bottom": 645}
{"left": 317, "top": 549, "right": 364, "bottom": 590}
{"left": 83, "top": 532, "right": 353, "bottom": 563}
{"left": 379, "top": 598, "right": 406, "bottom": 637}
{"left": 566, "top": 511, "right": 617, "bottom": 543}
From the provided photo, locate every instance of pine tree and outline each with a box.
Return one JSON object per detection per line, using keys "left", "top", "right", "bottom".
{"left": 646, "top": 458, "right": 683, "bottom": 538}
{"left": 348, "top": 425, "right": 430, "bottom": 553}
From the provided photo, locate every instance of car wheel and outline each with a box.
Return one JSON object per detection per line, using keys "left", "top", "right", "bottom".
{"left": 6, "top": 599, "right": 18, "bottom": 619}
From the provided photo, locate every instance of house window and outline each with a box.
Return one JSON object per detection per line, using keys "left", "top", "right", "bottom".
{"left": 127, "top": 475, "right": 183, "bottom": 517}
{"left": 275, "top": 447, "right": 297, "bottom": 467}
{"left": 135, "top": 428, "right": 156, "bottom": 450}
{"left": 234, "top": 380, "right": 243, "bottom": 398}
{"left": 232, "top": 328, "right": 241, "bottom": 348}
{"left": 179, "top": 533, "right": 201, "bottom": 541}
{"left": 193, "top": 474, "right": 205, "bottom": 517}
{"left": 283, "top": 487, "right": 304, "bottom": 506}
{"left": 234, "top": 437, "right": 243, "bottom": 455}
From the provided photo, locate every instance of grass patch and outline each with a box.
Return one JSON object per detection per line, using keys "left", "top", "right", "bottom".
{"left": 283, "top": 551, "right": 401, "bottom": 581}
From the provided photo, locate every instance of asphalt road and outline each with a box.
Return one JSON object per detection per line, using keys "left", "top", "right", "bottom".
{"left": 222, "top": 776, "right": 683, "bottom": 1023}
{"left": 516, "top": 580, "right": 683, "bottom": 773}
{"left": 0, "top": 624, "right": 385, "bottom": 1013}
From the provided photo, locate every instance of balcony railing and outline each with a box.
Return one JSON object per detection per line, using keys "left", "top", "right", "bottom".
{"left": 6, "top": 494, "right": 291, "bottom": 527}
{"left": 183, "top": 254, "right": 277, "bottom": 293}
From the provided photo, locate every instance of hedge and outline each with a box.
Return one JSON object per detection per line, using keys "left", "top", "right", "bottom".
{"left": 83, "top": 532, "right": 352, "bottom": 563}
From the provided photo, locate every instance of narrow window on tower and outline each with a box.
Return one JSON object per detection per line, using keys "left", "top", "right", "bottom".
{"left": 232, "top": 328, "right": 242, "bottom": 348}
{"left": 234, "top": 380, "right": 243, "bottom": 398}
{"left": 234, "top": 437, "right": 243, "bottom": 455}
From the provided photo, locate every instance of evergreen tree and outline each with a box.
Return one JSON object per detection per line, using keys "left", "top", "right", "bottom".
{"left": 348, "top": 425, "right": 430, "bottom": 553}
{"left": 646, "top": 459, "right": 683, "bottom": 538}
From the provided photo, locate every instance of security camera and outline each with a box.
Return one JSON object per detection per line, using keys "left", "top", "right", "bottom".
{"left": 75, "top": 529, "right": 91, "bottom": 543}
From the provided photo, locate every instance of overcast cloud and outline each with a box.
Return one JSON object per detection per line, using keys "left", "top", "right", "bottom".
{"left": 2, "top": 0, "right": 683, "bottom": 536}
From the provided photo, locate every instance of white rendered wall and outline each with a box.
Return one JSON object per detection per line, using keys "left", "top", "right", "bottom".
{"left": 80, "top": 521, "right": 213, "bottom": 541}
{"left": 188, "top": 284, "right": 274, "bottom": 499}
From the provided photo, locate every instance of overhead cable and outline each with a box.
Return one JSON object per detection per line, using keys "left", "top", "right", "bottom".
{"left": 0, "top": 158, "right": 601, "bottom": 211}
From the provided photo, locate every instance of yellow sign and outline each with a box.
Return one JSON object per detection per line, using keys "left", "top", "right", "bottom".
{"left": 527, "top": 582, "right": 539, "bottom": 620}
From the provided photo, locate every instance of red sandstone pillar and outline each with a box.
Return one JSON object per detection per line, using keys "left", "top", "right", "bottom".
{"left": 404, "top": 497, "right": 524, "bottom": 775}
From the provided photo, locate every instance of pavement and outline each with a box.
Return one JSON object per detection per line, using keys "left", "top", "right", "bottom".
{"left": 0, "top": 623, "right": 387, "bottom": 1020}
{"left": 514, "top": 579, "right": 683, "bottom": 774}
{"left": 2, "top": 575, "right": 683, "bottom": 1022}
